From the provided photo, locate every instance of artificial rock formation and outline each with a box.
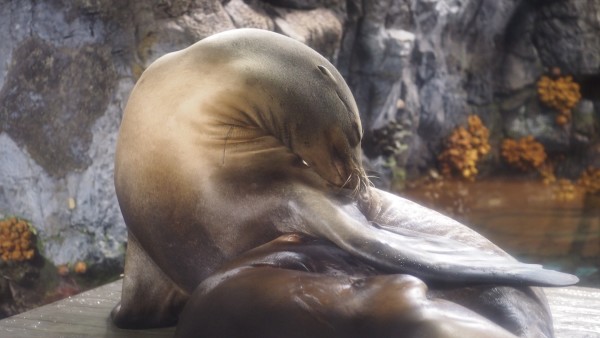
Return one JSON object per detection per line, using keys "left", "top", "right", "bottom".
{"left": 0, "top": 0, "right": 599, "bottom": 275}
{"left": 0, "top": 0, "right": 350, "bottom": 274}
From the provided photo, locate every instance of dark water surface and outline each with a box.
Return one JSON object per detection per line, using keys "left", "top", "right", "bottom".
{"left": 400, "top": 178, "right": 600, "bottom": 287}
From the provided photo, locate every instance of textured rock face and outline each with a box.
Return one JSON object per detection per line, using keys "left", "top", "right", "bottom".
{"left": 496, "top": 0, "right": 600, "bottom": 171}
{"left": 1, "top": 0, "right": 599, "bottom": 269}
{"left": 0, "top": 0, "right": 348, "bottom": 270}
{"left": 1, "top": 38, "right": 116, "bottom": 177}
{"left": 0, "top": 1, "right": 131, "bottom": 268}
{"left": 349, "top": 0, "right": 600, "bottom": 179}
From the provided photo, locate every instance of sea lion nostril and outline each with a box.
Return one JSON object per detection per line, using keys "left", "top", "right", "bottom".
{"left": 317, "top": 65, "right": 337, "bottom": 84}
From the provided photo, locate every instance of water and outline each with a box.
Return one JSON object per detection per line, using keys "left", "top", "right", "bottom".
{"left": 400, "top": 178, "right": 600, "bottom": 287}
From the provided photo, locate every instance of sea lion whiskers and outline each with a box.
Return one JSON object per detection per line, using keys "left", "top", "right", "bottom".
{"left": 340, "top": 173, "right": 353, "bottom": 190}
{"left": 356, "top": 167, "right": 372, "bottom": 197}
{"left": 341, "top": 166, "right": 370, "bottom": 200}
{"left": 364, "top": 172, "right": 380, "bottom": 181}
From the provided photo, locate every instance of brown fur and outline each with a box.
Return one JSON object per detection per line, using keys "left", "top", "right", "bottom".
{"left": 112, "top": 29, "right": 576, "bottom": 335}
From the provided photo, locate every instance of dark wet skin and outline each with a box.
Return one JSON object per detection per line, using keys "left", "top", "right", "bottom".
{"left": 175, "top": 234, "right": 547, "bottom": 338}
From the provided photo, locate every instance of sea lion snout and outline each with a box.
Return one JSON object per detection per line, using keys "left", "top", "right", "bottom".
{"left": 306, "top": 122, "right": 368, "bottom": 194}
{"left": 304, "top": 147, "right": 367, "bottom": 197}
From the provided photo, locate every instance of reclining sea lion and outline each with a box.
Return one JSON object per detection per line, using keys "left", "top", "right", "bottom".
{"left": 175, "top": 234, "right": 553, "bottom": 338}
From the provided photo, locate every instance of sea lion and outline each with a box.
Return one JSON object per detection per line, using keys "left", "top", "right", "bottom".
{"left": 112, "top": 28, "right": 577, "bottom": 330}
{"left": 175, "top": 234, "right": 549, "bottom": 338}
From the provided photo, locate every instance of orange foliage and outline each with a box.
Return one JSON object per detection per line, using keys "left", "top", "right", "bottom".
{"left": 578, "top": 167, "right": 600, "bottom": 195}
{"left": 57, "top": 264, "right": 70, "bottom": 276}
{"left": 552, "top": 179, "right": 577, "bottom": 202}
{"left": 74, "top": 261, "right": 87, "bottom": 274}
{"left": 501, "top": 136, "right": 546, "bottom": 171}
{"left": 438, "top": 115, "right": 491, "bottom": 179}
{"left": 539, "top": 163, "right": 556, "bottom": 185}
{"left": 537, "top": 71, "right": 581, "bottom": 126}
{"left": 0, "top": 217, "right": 36, "bottom": 262}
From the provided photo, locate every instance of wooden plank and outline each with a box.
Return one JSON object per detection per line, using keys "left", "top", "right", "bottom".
{"left": 0, "top": 280, "right": 174, "bottom": 338}
{"left": 0, "top": 280, "right": 598, "bottom": 337}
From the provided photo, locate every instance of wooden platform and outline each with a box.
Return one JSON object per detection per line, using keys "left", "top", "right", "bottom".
{"left": 0, "top": 280, "right": 598, "bottom": 337}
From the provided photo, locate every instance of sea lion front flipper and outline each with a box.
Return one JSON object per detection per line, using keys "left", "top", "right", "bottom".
{"left": 111, "top": 232, "right": 189, "bottom": 329}
{"left": 294, "top": 188, "right": 578, "bottom": 287}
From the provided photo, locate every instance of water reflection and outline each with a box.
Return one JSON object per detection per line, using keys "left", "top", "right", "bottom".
{"left": 400, "top": 178, "right": 600, "bottom": 287}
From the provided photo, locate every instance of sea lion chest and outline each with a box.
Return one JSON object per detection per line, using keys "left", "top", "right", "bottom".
{"left": 115, "top": 85, "right": 323, "bottom": 291}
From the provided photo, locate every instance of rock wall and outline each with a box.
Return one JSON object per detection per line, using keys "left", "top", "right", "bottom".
{"left": 1, "top": 0, "right": 598, "bottom": 269}
{"left": 348, "top": 0, "right": 600, "bottom": 180}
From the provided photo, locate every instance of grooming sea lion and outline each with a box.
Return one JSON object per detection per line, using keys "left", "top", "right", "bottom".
{"left": 112, "top": 28, "right": 577, "bottom": 332}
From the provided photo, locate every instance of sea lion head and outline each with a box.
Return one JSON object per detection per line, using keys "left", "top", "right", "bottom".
{"left": 280, "top": 63, "right": 369, "bottom": 198}
{"left": 215, "top": 29, "right": 369, "bottom": 197}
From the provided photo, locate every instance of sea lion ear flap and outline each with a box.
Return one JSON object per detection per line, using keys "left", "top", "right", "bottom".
{"left": 317, "top": 65, "right": 338, "bottom": 84}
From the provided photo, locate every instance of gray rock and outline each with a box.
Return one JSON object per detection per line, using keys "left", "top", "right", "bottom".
{"left": 572, "top": 100, "right": 596, "bottom": 145}
{"left": 504, "top": 107, "right": 571, "bottom": 152}
{"left": 272, "top": 6, "right": 344, "bottom": 61}
{"left": 533, "top": 1, "right": 600, "bottom": 75}
{"left": 132, "top": 1, "right": 235, "bottom": 69}
{"left": 343, "top": 0, "right": 415, "bottom": 176}
{"left": 0, "top": 38, "right": 116, "bottom": 178}
{"left": 261, "top": 0, "right": 344, "bottom": 10}
{"left": 224, "top": 0, "right": 274, "bottom": 30}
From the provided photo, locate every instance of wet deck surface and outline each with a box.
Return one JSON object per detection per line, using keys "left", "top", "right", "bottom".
{"left": 0, "top": 280, "right": 173, "bottom": 338}
{"left": 0, "top": 279, "right": 598, "bottom": 337}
